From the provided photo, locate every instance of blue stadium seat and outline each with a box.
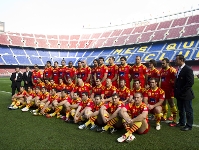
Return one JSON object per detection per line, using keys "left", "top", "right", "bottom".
{"left": 0, "top": 46, "right": 12, "bottom": 55}
{"left": 16, "top": 56, "right": 31, "bottom": 65}
{"left": 67, "top": 51, "right": 76, "bottom": 57}
{"left": 11, "top": 47, "right": 26, "bottom": 55}
{"left": 175, "top": 49, "right": 194, "bottom": 60}
{"left": 163, "top": 41, "right": 181, "bottom": 50}
{"left": 24, "top": 48, "right": 38, "bottom": 56}
{"left": 50, "top": 51, "right": 60, "bottom": 57}
{"left": 90, "top": 49, "right": 102, "bottom": 57}
{"left": 156, "top": 51, "right": 175, "bottom": 61}
{"left": 127, "top": 53, "right": 145, "bottom": 64}
{"left": 178, "top": 40, "right": 198, "bottom": 50}
{"left": 148, "top": 43, "right": 165, "bottom": 52}
{"left": 191, "top": 50, "right": 199, "bottom": 60}
{"left": 86, "top": 56, "right": 97, "bottom": 65}
{"left": 0, "top": 56, "right": 5, "bottom": 64}
{"left": 37, "top": 50, "right": 50, "bottom": 57}
{"left": 100, "top": 48, "right": 114, "bottom": 56}
{"left": 41, "top": 57, "right": 53, "bottom": 65}
{"left": 76, "top": 51, "right": 91, "bottom": 57}
{"left": 142, "top": 52, "right": 160, "bottom": 62}
{"left": 29, "top": 57, "right": 43, "bottom": 65}
{"left": 2, "top": 55, "right": 18, "bottom": 65}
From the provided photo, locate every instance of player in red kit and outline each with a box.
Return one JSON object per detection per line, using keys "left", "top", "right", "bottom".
{"left": 117, "top": 79, "right": 130, "bottom": 103}
{"left": 118, "top": 56, "right": 131, "bottom": 89}
{"left": 65, "top": 78, "right": 75, "bottom": 96}
{"left": 103, "top": 79, "right": 117, "bottom": 102}
{"left": 44, "top": 79, "right": 51, "bottom": 92}
{"left": 35, "top": 78, "right": 45, "bottom": 89}
{"left": 56, "top": 78, "right": 66, "bottom": 93}
{"left": 131, "top": 56, "right": 147, "bottom": 88}
{"left": 59, "top": 60, "right": 67, "bottom": 82}
{"left": 64, "top": 61, "right": 76, "bottom": 84}
{"left": 107, "top": 56, "right": 118, "bottom": 88}
{"left": 159, "top": 58, "right": 177, "bottom": 124}
{"left": 130, "top": 79, "right": 146, "bottom": 101}
{"left": 50, "top": 79, "right": 57, "bottom": 90}
{"left": 52, "top": 61, "right": 59, "bottom": 84}
{"left": 146, "top": 59, "right": 160, "bottom": 87}
{"left": 43, "top": 61, "right": 53, "bottom": 80}
{"left": 143, "top": 78, "right": 165, "bottom": 130}
{"left": 76, "top": 60, "right": 83, "bottom": 79}
{"left": 81, "top": 60, "right": 91, "bottom": 83}
{"left": 95, "top": 57, "right": 108, "bottom": 86}
{"left": 91, "top": 59, "right": 98, "bottom": 87}
{"left": 32, "top": 64, "right": 43, "bottom": 87}
{"left": 90, "top": 78, "right": 105, "bottom": 101}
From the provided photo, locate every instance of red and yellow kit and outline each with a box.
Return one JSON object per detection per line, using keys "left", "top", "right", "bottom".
{"left": 118, "top": 64, "right": 131, "bottom": 88}
{"left": 117, "top": 86, "right": 130, "bottom": 101}
{"left": 56, "top": 83, "right": 66, "bottom": 92}
{"left": 144, "top": 87, "right": 165, "bottom": 105}
{"left": 131, "top": 64, "right": 147, "bottom": 88}
{"left": 16, "top": 90, "right": 28, "bottom": 97}
{"left": 147, "top": 68, "right": 160, "bottom": 85}
{"left": 95, "top": 65, "right": 108, "bottom": 86}
{"left": 58, "top": 66, "right": 67, "bottom": 79}
{"left": 32, "top": 70, "right": 43, "bottom": 84}
{"left": 65, "top": 67, "right": 77, "bottom": 83}
{"left": 65, "top": 82, "right": 75, "bottom": 94}
{"left": 52, "top": 66, "right": 59, "bottom": 84}
{"left": 77, "top": 66, "right": 91, "bottom": 83}
{"left": 50, "top": 83, "right": 57, "bottom": 90}
{"left": 45, "top": 82, "right": 51, "bottom": 92}
{"left": 130, "top": 87, "right": 146, "bottom": 97}
{"left": 87, "top": 101, "right": 104, "bottom": 112}
{"left": 104, "top": 101, "right": 124, "bottom": 114}
{"left": 107, "top": 64, "right": 118, "bottom": 87}
{"left": 33, "top": 92, "right": 43, "bottom": 99}
{"left": 92, "top": 84, "right": 105, "bottom": 96}
{"left": 78, "top": 98, "right": 92, "bottom": 111}
{"left": 57, "top": 95, "right": 71, "bottom": 103}
{"left": 40, "top": 92, "right": 49, "bottom": 100}
{"left": 48, "top": 94, "right": 59, "bottom": 103}
{"left": 68, "top": 97, "right": 81, "bottom": 105}
{"left": 35, "top": 82, "right": 45, "bottom": 89}
{"left": 73, "top": 83, "right": 92, "bottom": 97}
{"left": 159, "top": 67, "right": 176, "bottom": 99}
{"left": 27, "top": 91, "right": 35, "bottom": 97}
{"left": 104, "top": 85, "right": 117, "bottom": 99}
{"left": 43, "top": 66, "right": 53, "bottom": 79}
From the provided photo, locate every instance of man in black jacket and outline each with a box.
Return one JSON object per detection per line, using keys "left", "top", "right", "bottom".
{"left": 23, "top": 66, "right": 33, "bottom": 91}
{"left": 10, "top": 67, "right": 23, "bottom": 96}
{"left": 173, "top": 55, "right": 194, "bottom": 131}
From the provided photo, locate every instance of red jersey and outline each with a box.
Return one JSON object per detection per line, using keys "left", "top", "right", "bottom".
{"left": 65, "top": 67, "right": 77, "bottom": 81}
{"left": 118, "top": 64, "right": 131, "bottom": 88}
{"left": 59, "top": 66, "right": 67, "bottom": 79}
{"left": 91, "top": 67, "right": 97, "bottom": 86}
{"left": 130, "top": 87, "right": 146, "bottom": 97}
{"left": 65, "top": 83, "right": 75, "bottom": 94}
{"left": 48, "top": 94, "right": 59, "bottom": 103}
{"left": 27, "top": 91, "right": 35, "bottom": 97}
{"left": 125, "top": 102, "right": 148, "bottom": 120}
{"left": 50, "top": 83, "right": 57, "bottom": 90}
{"left": 41, "top": 92, "right": 49, "bottom": 100}
{"left": 76, "top": 66, "right": 91, "bottom": 83}
{"left": 33, "top": 92, "right": 43, "bottom": 99}
{"left": 35, "top": 82, "right": 45, "bottom": 89}
{"left": 104, "top": 101, "right": 123, "bottom": 114}
{"left": 92, "top": 84, "right": 105, "bottom": 96}
{"left": 57, "top": 95, "right": 71, "bottom": 103}
{"left": 45, "top": 82, "right": 51, "bottom": 91}
{"left": 104, "top": 85, "right": 117, "bottom": 98}
{"left": 147, "top": 68, "right": 160, "bottom": 84}
{"left": 117, "top": 86, "right": 130, "bottom": 101}
{"left": 144, "top": 87, "right": 165, "bottom": 105}
{"left": 56, "top": 83, "right": 66, "bottom": 92}
{"left": 17, "top": 90, "right": 28, "bottom": 97}
{"left": 79, "top": 98, "right": 92, "bottom": 111}
{"left": 32, "top": 70, "right": 43, "bottom": 84}
{"left": 69, "top": 97, "right": 81, "bottom": 105}
{"left": 87, "top": 101, "right": 104, "bottom": 112}
{"left": 107, "top": 64, "right": 118, "bottom": 87}
{"left": 43, "top": 66, "right": 53, "bottom": 79}
{"left": 95, "top": 65, "right": 108, "bottom": 86}
{"left": 159, "top": 67, "right": 176, "bottom": 90}
{"left": 52, "top": 67, "right": 59, "bottom": 84}
{"left": 131, "top": 64, "right": 147, "bottom": 87}
{"left": 73, "top": 83, "right": 92, "bottom": 97}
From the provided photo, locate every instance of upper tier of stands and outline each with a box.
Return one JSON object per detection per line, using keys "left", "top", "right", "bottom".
{"left": 0, "top": 14, "right": 199, "bottom": 49}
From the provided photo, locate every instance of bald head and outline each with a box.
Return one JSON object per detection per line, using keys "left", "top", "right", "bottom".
{"left": 82, "top": 60, "right": 87, "bottom": 67}
{"left": 106, "top": 78, "right": 112, "bottom": 87}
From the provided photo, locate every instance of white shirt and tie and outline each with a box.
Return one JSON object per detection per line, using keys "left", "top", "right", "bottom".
{"left": 177, "top": 63, "right": 185, "bottom": 78}
{"left": 26, "top": 71, "right": 29, "bottom": 77}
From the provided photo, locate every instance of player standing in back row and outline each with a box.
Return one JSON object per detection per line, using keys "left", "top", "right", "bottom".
{"left": 107, "top": 56, "right": 118, "bottom": 88}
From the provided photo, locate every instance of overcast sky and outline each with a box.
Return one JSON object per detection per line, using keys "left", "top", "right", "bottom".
{"left": 0, "top": 0, "right": 198, "bottom": 34}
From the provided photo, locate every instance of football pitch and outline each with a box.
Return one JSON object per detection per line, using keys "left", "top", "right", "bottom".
{"left": 0, "top": 77, "right": 199, "bottom": 150}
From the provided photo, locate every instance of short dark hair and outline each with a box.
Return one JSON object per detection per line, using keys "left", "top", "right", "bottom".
{"left": 95, "top": 95, "right": 102, "bottom": 99}
{"left": 120, "top": 79, "right": 126, "bottom": 83}
{"left": 162, "top": 58, "right": 170, "bottom": 63}
{"left": 41, "top": 86, "right": 47, "bottom": 90}
{"left": 149, "top": 59, "right": 157, "bottom": 67}
{"left": 96, "top": 78, "right": 101, "bottom": 81}
{"left": 54, "top": 61, "right": 58, "bottom": 64}
{"left": 134, "top": 79, "right": 141, "bottom": 83}
{"left": 68, "top": 61, "right": 73, "bottom": 64}
{"left": 149, "top": 77, "right": 158, "bottom": 83}
{"left": 78, "top": 60, "right": 82, "bottom": 63}
{"left": 112, "top": 93, "right": 119, "bottom": 98}
{"left": 120, "top": 56, "right": 127, "bottom": 61}
{"left": 109, "top": 56, "right": 115, "bottom": 61}
{"left": 82, "top": 92, "right": 88, "bottom": 96}
{"left": 61, "top": 60, "right": 66, "bottom": 63}
{"left": 46, "top": 61, "right": 51, "bottom": 65}
{"left": 93, "top": 59, "right": 98, "bottom": 63}
{"left": 176, "top": 54, "right": 185, "bottom": 62}
{"left": 74, "top": 91, "right": 80, "bottom": 96}
{"left": 98, "top": 57, "right": 104, "bottom": 61}
{"left": 136, "top": 56, "right": 141, "bottom": 59}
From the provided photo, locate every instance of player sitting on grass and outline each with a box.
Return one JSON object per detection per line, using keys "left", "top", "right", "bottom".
{"left": 78, "top": 94, "right": 104, "bottom": 130}
{"left": 21, "top": 86, "right": 42, "bottom": 112}
{"left": 74, "top": 92, "right": 92, "bottom": 124}
{"left": 31, "top": 87, "right": 49, "bottom": 114}
{"left": 96, "top": 93, "right": 123, "bottom": 133}
{"left": 63, "top": 92, "right": 81, "bottom": 122}
{"left": 117, "top": 93, "right": 149, "bottom": 143}
{"left": 46, "top": 89, "right": 71, "bottom": 118}
{"left": 143, "top": 78, "right": 165, "bottom": 130}
{"left": 8, "top": 86, "right": 27, "bottom": 110}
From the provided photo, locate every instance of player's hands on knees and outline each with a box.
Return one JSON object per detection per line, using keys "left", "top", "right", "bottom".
{"left": 148, "top": 104, "right": 154, "bottom": 110}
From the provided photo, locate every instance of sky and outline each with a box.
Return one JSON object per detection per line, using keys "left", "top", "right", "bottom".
{"left": 0, "top": 0, "right": 198, "bottom": 34}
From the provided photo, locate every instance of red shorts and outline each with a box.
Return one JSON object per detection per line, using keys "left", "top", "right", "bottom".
{"left": 163, "top": 89, "right": 174, "bottom": 99}
{"left": 138, "top": 124, "right": 150, "bottom": 134}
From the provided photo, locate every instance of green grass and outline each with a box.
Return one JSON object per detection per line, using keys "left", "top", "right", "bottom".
{"left": 0, "top": 77, "right": 199, "bottom": 150}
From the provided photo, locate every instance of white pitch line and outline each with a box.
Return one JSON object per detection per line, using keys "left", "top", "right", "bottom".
{"left": 0, "top": 91, "right": 11, "bottom": 94}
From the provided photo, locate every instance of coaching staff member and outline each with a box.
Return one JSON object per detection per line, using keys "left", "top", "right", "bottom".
{"left": 23, "top": 66, "right": 33, "bottom": 91}
{"left": 10, "top": 67, "right": 23, "bottom": 96}
{"left": 174, "top": 54, "right": 194, "bottom": 131}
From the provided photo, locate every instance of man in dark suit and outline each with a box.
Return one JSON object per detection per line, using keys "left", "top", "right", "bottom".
{"left": 23, "top": 66, "right": 33, "bottom": 91}
{"left": 173, "top": 54, "right": 194, "bottom": 131}
{"left": 10, "top": 67, "right": 23, "bottom": 96}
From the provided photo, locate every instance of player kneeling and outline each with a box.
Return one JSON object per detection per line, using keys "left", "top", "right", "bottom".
{"left": 21, "top": 87, "right": 42, "bottom": 112}
{"left": 63, "top": 92, "right": 81, "bottom": 122}
{"left": 8, "top": 86, "right": 27, "bottom": 110}
{"left": 118, "top": 93, "right": 149, "bottom": 143}
{"left": 78, "top": 95, "right": 104, "bottom": 130}
{"left": 74, "top": 92, "right": 92, "bottom": 124}
{"left": 96, "top": 93, "right": 123, "bottom": 133}
{"left": 46, "top": 89, "right": 71, "bottom": 118}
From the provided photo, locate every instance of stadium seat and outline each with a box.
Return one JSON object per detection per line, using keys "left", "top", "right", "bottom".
{"left": 2, "top": 55, "right": 18, "bottom": 65}
{"left": 100, "top": 48, "right": 114, "bottom": 56}
{"left": 35, "top": 39, "right": 49, "bottom": 48}
{"left": 90, "top": 33, "right": 102, "bottom": 39}
{"left": 120, "top": 28, "right": 134, "bottom": 36}
{"left": 113, "top": 36, "right": 128, "bottom": 46}
{"left": 103, "top": 37, "right": 117, "bottom": 47}
{"left": 59, "top": 41, "right": 69, "bottom": 49}
{"left": 182, "top": 24, "right": 199, "bottom": 37}
{"left": 47, "top": 35, "right": 58, "bottom": 39}
{"left": 50, "top": 51, "right": 60, "bottom": 57}
{"left": 67, "top": 51, "right": 76, "bottom": 57}
{"left": 80, "top": 34, "right": 91, "bottom": 40}
{"left": 41, "top": 57, "right": 53, "bottom": 64}
{"left": 29, "top": 56, "right": 43, "bottom": 65}
{"left": 156, "top": 51, "right": 175, "bottom": 61}
{"left": 171, "top": 17, "right": 188, "bottom": 27}
{"left": 48, "top": 40, "right": 59, "bottom": 49}
{"left": 109, "top": 29, "right": 123, "bottom": 37}
{"left": 132, "top": 26, "right": 146, "bottom": 34}
{"left": 144, "top": 23, "right": 159, "bottom": 32}
{"left": 23, "top": 37, "right": 36, "bottom": 47}
{"left": 186, "top": 14, "right": 199, "bottom": 25}
{"left": 125, "top": 34, "right": 140, "bottom": 45}
{"left": 166, "top": 27, "right": 183, "bottom": 39}
{"left": 0, "top": 34, "right": 10, "bottom": 45}
{"left": 16, "top": 56, "right": 31, "bottom": 65}
{"left": 77, "top": 40, "right": 87, "bottom": 49}
{"left": 70, "top": 35, "right": 80, "bottom": 40}
{"left": 59, "top": 35, "right": 69, "bottom": 40}
{"left": 86, "top": 56, "right": 97, "bottom": 66}
{"left": 0, "top": 68, "right": 7, "bottom": 74}
{"left": 100, "top": 31, "right": 112, "bottom": 38}
{"left": 89, "top": 49, "right": 101, "bottom": 57}
{"left": 10, "top": 47, "right": 26, "bottom": 55}
{"left": 148, "top": 43, "right": 165, "bottom": 52}
{"left": 34, "top": 34, "right": 46, "bottom": 39}
{"left": 0, "top": 46, "right": 12, "bottom": 55}
{"left": 93, "top": 39, "right": 107, "bottom": 48}
{"left": 8, "top": 35, "right": 24, "bottom": 46}
{"left": 151, "top": 29, "right": 168, "bottom": 41}
{"left": 138, "top": 32, "right": 153, "bottom": 43}
{"left": 21, "top": 33, "right": 34, "bottom": 37}
{"left": 84, "top": 40, "right": 94, "bottom": 49}
{"left": 157, "top": 20, "right": 172, "bottom": 30}
{"left": 38, "top": 50, "right": 50, "bottom": 57}
{"left": 68, "top": 41, "right": 78, "bottom": 49}
{"left": 24, "top": 48, "right": 38, "bottom": 56}
{"left": 178, "top": 39, "right": 198, "bottom": 49}
{"left": 0, "top": 56, "right": 5, "bottom": 65}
